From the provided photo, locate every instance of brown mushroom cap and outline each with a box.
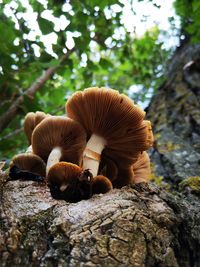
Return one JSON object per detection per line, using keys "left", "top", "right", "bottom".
{"left": 35, "top": 111, "right": 48, "bottom": 125}
{"left": 32, "top": 116, "right": 86, "bottom": 164}
{"left": 132, "top": 151, "right": 151, "bottom": 183}
{"left": 24, "top": 112, "right": 35, "bottom": 145}
{"left": 24, "top": 111, "right": 48, "bottom": 145}
{"left": 47, "top": 162, "right": 82, "bottom": 189}
{"left": 92, "top": 175, "right": 113, "bottom": 194}
{"left": 66, "top": 87, "right": 153, "bottom": 161}
{"left": 48, "top": 162, "right": 93, "bottom": 202}
{"left": 10, "top": 153, "right": 46, "bottom": 177}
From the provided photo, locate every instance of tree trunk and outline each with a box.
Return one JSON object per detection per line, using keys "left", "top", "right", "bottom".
{"left": 0, "top": 43, "right": 200, "bottom": 267}
{"left": 147, "top": 43, "right": 200, "bottom": 183}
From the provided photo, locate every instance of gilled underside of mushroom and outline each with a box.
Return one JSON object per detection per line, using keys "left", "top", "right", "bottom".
{"left": 66, "top": 87, "right": 154, "bottom": 179}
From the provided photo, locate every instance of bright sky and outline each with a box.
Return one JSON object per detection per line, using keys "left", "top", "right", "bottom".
{"left": 121, "top": 0, "right": 180, "bottom": 48}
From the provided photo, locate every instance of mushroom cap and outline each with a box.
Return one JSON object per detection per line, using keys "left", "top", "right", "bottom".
{"left": 10, "top": 153, "right": 46, "bottom": 177}
{"left": 35, "top": 111, "right": 48, "bottom": 125}
{"left": 132, "top": 151, "right": 151, "bottom": 183}
{"left": 32, "top": 116, "right": 86, "bottom": 164}
{"left": 92, "top": 175, "right": 113, "bottom": 194}
{"left": 66, "top": 87, "right": 153, "bottom": 161}
{"left": 47, "top": 162, "right": 82, "bottom": 188}
{"left": 24, "top": 111, "right": 48, "bottom": 144}
{"left": 48, "top": 162, "right": 92, "bottom": 202}
{"left": 24, "top": 112, "right": 35, "bottom": 145}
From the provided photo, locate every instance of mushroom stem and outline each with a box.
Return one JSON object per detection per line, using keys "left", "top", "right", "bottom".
{"left": 82, "top": 134, "right": 106, "bottom": 177}
{"left": 26, "top": 145, "right": 32, "bottom": 153}
{"left": 46, "top": 147, "right": 62, "bottom": 174}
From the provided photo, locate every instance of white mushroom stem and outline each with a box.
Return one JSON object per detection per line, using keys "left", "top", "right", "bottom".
{"left": 26, "top": 145, "right": 33, "bottom": 153}
{"left": 46, "top": 147, "right": 62, "bottom": 174}
{"left": 82, "top": 134, "right": 107, "bottom": 177}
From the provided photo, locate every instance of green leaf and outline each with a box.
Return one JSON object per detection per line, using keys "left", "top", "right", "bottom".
{"left": 99, "top": 58, "right": 113, "bottom": 69}
{"left": 38, "top": 16, "right": 54, "bottom": 35}
{"left": 40, "top": 59, "right": 60, "bottom": 68}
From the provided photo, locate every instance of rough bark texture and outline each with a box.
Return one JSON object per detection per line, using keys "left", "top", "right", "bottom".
{"left": 1, "top": 174, "right": 200, "bottom": 267}
{"left": 0, "top": 44, "right": 200, "bottom": 267}
{"left": 147, "top": 43, "right": 200, "bottom": 183}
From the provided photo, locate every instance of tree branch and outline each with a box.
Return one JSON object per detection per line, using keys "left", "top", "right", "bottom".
{"left": 0, "top": 49, "right": 75, "bottom": 134}
{"left": 0, "top": 127, "right": 23, "bottom": 142}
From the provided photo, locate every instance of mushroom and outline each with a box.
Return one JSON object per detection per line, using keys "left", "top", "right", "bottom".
{"left": 48, "top": 162, "right": 112, "bottom": 202}
{"left": 8, "top": 111, "right": 48, "bottom": 182}
{"left": 66, "top": 87, "right": 153, "bottom": 184}
{"left": 9, "top": 153, "right": 46, "bottom": 182}
{"left": 23, "top": 112, "right": 35, "bottom": 146}
{"left": 92, "top": 175, "right": 113, "bottom": 194}
{"left": 32, "top": 116, "right": 87, "bottom": 175}
{"left": 24, "top": 111, "right": 49, "bottom": 149}
{"left": 99, "top": 121, "right": 153, "bottom": 187}
{"left": 100, "top": 151, "right": 151, "bottom": 187}
{"left": 47, "top": 162, "right": 93, "bottom": 202}
{"left": 132, "top": 151, "right": 151, "bottom": 183}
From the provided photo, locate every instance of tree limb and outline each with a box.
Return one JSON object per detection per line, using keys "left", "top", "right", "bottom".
{"left": 0, "top": 49, "right": 75, "bottom": 134}
{"left": 0, "top": 127, "right": 23, "bottom": 142}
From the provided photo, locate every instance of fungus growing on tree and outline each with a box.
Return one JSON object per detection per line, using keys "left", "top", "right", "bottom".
{"left": 92, "top": 175, "right": 113, "bottom": 194}
{"left": 66, "top": 87, "right": 153, "bottom": 187}
{"left": 47, "top": 162, "right": 94, "bottom": 202}
{"left": 99, "top": 151, "right": 152, "bottom": 187}
{"left": 48, "top": 161, "right": 112, "bottom": 202}
{"left": 32, "top": 116, "right": 87, "bottom": 174}
{"left": 24, "top": 111, "right": 49, "bottom": 146}
{"left": 8, "top": 111, "right": 49, "bottom": 182}
{"left": 132, "top": 151, "right": 151, "bottom": 184}
{"left": 9, "top": 153, "right": 46, "bottom": 182}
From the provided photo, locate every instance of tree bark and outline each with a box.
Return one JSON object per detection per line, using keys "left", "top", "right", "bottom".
{"left": 0, "top": 43, "right": 200, "bottom": 267}
{"left": 0, "top": 174, "right": 199, "bottom": 267}
{"left": 147, "top": 43, "right": 200, "bottom": 183}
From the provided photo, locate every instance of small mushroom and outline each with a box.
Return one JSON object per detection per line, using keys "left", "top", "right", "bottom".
{"left": 9, "top": 153, "right": 46, "bottom": 182}
{"left": 8, "top": 111, "right": 49, "bottom": 182}
{"left": 132, "top": 151, "right": 151, "bottom": 183}
{"left": 32, "top": 116, "right": 87, "bottom": 175}
{"left": 48, "top": 162, "right": 112, "bottom": 202}
{"left": 92, "top": 175, "right": 113, "bottom": 194}
{"left": 48, "top": 162, "right": 93, "bottom": 202}
{"left": 100, "top": 151, "right": 151, "bottom": 187}
{"left": 66, "top": 87, "right": 153, "bottom": 187}
{"left": 24, "top": 111, "right": 49, "bottom": 147}
{"left": 23, "top": 112, "right": 35, "bottom": 146}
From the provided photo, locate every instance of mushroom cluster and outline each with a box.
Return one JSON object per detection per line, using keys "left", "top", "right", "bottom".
{"left": 9, "top": 87, "right": 154, "bottom": 202}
